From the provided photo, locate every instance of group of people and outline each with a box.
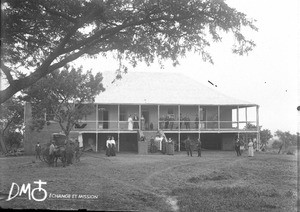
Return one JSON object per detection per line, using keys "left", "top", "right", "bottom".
{"left": 180, "top": 114, "right": 191, "bottom": 129}
{"left": 35, "top": 139, "right": 82, "bottom": 167}
{"left": 158, "top": 114, "right": 201, "bottom": 130}
{"left": 128, "top": 114, "right": 146, "bottom": 130}
{"left": 126, "top": 112, "right": 203, "bottom": 131}
{"left": 150, "top": 134, "right": 174, "bottom": 154}
{"left": 49, "top": 139, "right": 79, "bottom": 166}
{"left": 184, "top": 136, "right": 202, "bottom": 157}
{"left": 234, "top": 138, "right": 254, "bottom": 157}
{"left": 159, "top": 115, "right": 176, "bottom": 130}
{"left": 106, "top": 136, "right": 116, "bottom": 157}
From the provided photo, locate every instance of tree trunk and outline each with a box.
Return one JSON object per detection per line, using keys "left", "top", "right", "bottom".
{"left": 278, "top": 144, "right": 283, "bottom": 154}
{"left": 0, "top": 132, "right": 7, "bottom": 154}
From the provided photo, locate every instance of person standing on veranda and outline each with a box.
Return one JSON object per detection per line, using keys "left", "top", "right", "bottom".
{"left": 140, "top": 115, "right": 145, "bottom": 131}
{"left": 133, "top": 113, "right": 139, "bottom": 129}
{"left": 128, "top": 114, "right": 133, "bottom": 130}
{"left": 248, "top": 139, "right": 254, "bottom": 157}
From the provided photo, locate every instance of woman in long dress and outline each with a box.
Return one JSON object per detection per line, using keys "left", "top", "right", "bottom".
{"left": 128, "top": 115, "right": 133, "bottom": 130}
{"left": 248, "top": 139, "right": 254, "bottom": 157}
{"left": 111, "top": 136, "right": 116, "bottom": 156}
{"left": 141, "top": 115, "right": 145, "bottom": 130}
{"left": 106, "top": 136, "right": 111, "bottom": 157}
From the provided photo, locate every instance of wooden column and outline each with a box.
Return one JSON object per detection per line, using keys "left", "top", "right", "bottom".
{"left": 117, "top": 132, "right": 120, "bottom": 152}
{"left": 245, "top": 107, "right": 248, "bottom": 126}
{"left": 256, "top": 105, "right": 260, "bottom": 151}
{"left": 178, "top": 133, "right": 180, "bottom": 152}
{"left": 198, "top": 106, "right": 201, "bottom": 140}
{"left": 218, "top": 105, "right": 220, "bottom": 132}
{"left": 178, "top": 105, "right": 181, "bottom": 131}
{"left": 198, "top": 105, "right": 200, "bottom": 131}
{"left": 158, "top": 105, "right": 160, "bottom": 130}
{"left": 117, "top": 105, "right": 120, "bottom": 152}
{"left": 178, "top": 105, "right": 181, "bottom": 152}
{"left": 237, "top": 106, "right": 239, "bottom": 130}
{"left": 118, "top": 104, "right": 120, "bottom": 131}
{"left": 139, "top": 104, "right": 141, "bottom": 130}
{"left": 95, "top": 104, "right": 98, "bottom": 152}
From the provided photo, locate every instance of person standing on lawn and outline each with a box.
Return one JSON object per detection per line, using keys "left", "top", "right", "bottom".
{"left": 106, "top": 136, "right": 111, "bottom": 157}
{"left": 197, "top": 139, "right": 202, "bottom": 157}
{"left": 111, "top": 136, "right": 116, "bottom": 156}
{"left": 235, "top": 138, "right": 241, "bottom": 156}
{"left": 35, "top": 142, "right": 42, "bottom": 160}
{"left": 185, "top": 136, "right": 193, "bottom": 156}
{"left": 49, "top": 141, "right": 55, "bottom": 166}
{"left": 248, "top": 139, "right": 254, "bottom": 157}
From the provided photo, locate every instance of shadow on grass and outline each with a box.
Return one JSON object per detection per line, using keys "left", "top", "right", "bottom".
{"left": 188, "top": 171, "right": 233, "bottom": 183}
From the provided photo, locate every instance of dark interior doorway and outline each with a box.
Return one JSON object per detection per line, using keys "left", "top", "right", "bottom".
{"left": 119, "top": 133, "right": 138, "bottom": 152}
{"left": 200, "top": 133, "right": 222, "bottom": 150}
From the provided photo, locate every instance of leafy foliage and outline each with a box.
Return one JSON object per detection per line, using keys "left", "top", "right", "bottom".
{"left": 260, "top": 128, "right": 272, "bottom": 146}
{"left": 1, "top": 0, "right": 257, "bottom": 103}
{"left": 274, "top": 130, "right": 297, "bottom": 148}
{"left": 4, "top": 131, "right": 23, "bottom": 149}
{"left": 272, "top": 139, "right": 282, "bottom": 149}
{"left": 22, "top": 66, "right": 104, "bottom": 137}
{"left": 0, "top": 97, "right": 24, "bottom": 152}
{"left": 241, "top": 124, "right": 273, "bottom": 149}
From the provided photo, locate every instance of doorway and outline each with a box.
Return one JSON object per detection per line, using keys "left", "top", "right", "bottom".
{"left": 142, "top": 110, "right": 149, "bottom": 130}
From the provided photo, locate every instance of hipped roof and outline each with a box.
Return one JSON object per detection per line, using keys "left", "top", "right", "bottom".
{"left": 95, "top": 72, "right": 257, "bottom": 106}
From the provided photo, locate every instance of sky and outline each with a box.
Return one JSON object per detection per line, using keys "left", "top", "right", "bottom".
{"left": 74, "top": 0, "right": 299, "bottom": 134}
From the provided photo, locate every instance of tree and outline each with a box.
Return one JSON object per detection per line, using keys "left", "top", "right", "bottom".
{"left": 22, "top": 66, "right": 104, "bottom": 139}
{"left": 274, "top": 130, "right": 297, "bottom": 151}
{"left": 1, "top": 0, "right": 257, "bottom": 103}
{"left": 260, "top": 128, "right": 272, "bottom": 150}
{"left": 0, "top": 97, "right": 24, "bottom": 153}
{"left": 241, "top": 124, "right": 272, "bottom": 150}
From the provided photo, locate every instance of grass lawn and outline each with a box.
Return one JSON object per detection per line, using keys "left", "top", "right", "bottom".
{"left": 0, "top": 151, "right": 297, "bottom": 211}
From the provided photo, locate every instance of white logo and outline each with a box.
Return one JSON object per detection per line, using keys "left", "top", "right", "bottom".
{"left": 6, "top": 180, "right": 47, "bottom": 202}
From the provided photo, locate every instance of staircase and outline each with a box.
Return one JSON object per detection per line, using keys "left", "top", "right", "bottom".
{"left": 138, "top": 131, "right": 159, "bottom": 152}
{"left": 141, "top": 130, "right": 168, "bottom": 153}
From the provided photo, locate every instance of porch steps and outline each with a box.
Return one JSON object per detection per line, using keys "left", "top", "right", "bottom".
{"left": 141, "top": 130, "right": 168, "bottom": 152}
{"left": 140, "top": 131, "right": 158, "bottom": 152}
